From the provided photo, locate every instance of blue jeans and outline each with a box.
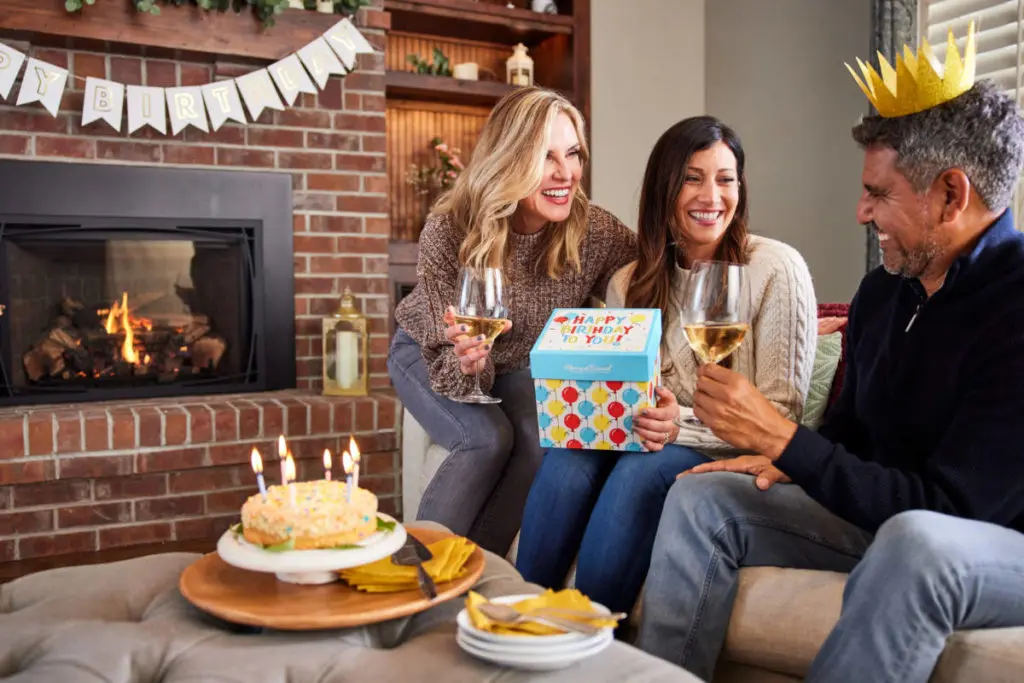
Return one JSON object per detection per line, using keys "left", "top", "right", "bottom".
{"left": 807, "top": 510, "right": 1024, "bottom": 683}
{"left": 515, "top": 444, "right": 711, "bottom": 616}
{"left": 387, "top": 329, "right": 542, "bottom": 556}
{"left": 637, "top": 472, "right": 874, "bottom": 681}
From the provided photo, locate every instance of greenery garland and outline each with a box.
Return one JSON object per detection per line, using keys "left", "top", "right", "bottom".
{"left": 64, "top": 0, "right": 372, "bottom": 28}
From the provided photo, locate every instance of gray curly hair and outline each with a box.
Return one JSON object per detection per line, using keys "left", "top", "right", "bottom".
{"left": 851, "top": 79, "right": 1024, "bottom": 211}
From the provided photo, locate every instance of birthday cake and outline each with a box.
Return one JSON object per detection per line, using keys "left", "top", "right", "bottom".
{"left": 240, "top": 479, "right": 378, "bottom": 550}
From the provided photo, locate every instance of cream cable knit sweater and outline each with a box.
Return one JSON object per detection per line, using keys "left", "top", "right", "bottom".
{"left": 605, "top": 235, "right": 818, "bottom": 457}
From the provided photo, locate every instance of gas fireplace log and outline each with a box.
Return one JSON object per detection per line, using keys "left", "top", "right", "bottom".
{"left": 191, "top": 334, "right": 227, "bottom": 372}
{"left": 23, "top": 326, "right": 80, "bottom": 381}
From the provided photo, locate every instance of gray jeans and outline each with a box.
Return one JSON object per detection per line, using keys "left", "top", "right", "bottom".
{"left": 637, "top": 471, "right": 875, "bottom": 681}
{"left": 387, "top": 329, "right": 543, "bottom": 556}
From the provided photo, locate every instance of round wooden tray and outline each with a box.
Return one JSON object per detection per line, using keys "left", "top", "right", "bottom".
{"left": 179, "top": 526, "right": 486, "bottom": 630}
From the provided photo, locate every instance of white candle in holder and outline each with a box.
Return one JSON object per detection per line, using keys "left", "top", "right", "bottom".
{"left": 336, "top": 329, "right": 359, "bottom": 389}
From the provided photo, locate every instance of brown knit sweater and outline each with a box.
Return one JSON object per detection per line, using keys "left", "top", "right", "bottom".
{"left": 394, "top": 205, "right": 637, "bottom": 398}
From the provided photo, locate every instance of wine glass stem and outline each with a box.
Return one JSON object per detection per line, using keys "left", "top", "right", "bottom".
{"left": 474, "top": 368, "right": 484, "bottom": 396}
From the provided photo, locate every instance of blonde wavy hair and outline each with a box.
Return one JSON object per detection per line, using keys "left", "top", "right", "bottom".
{"left": 433, "top": 87, "right": 590, "bottom": 279}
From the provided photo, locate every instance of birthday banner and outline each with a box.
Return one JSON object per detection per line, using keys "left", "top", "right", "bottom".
{"left": 0, "top": 18, "right": 373, "bottom": 135}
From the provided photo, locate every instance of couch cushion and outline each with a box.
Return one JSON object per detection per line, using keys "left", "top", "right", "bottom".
{"left": 801, "top": 332, "right": 843, "bottom": 431}
{"left": 724, "top": 567, "right": 846, "bottom": 677}
{"left": 724, "top": 566, "right": 1024, "bottom": 681}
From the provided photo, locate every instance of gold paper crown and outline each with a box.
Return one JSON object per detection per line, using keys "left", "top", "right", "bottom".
{"left": 846, "top": 21, "right": 977, "bottom": 117}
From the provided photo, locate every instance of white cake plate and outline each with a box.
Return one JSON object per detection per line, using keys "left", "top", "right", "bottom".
{"left": 216, "top": 513, "right": 407, "bottom": 585}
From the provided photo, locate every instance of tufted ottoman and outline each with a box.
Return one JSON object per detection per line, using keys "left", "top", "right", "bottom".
{"left": 0, "top": 522, "right": 702, "bottom": 683}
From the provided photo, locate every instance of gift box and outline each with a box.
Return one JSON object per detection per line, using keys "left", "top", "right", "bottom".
{"left": 529, "top": 308, "right": 662, "bottom": 452}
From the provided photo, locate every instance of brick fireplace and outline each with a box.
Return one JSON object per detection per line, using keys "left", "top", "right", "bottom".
{"left": 0, "top": 4, "right": 399, "bottom": 573}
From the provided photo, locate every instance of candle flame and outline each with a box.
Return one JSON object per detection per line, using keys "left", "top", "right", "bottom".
{"left": 277, "top": 434, "right": 286, "bottom": 458}
{"left": 283, "top": 453, "right": 296, "bottom": 482}
{"left": 342, "top": 450, "right": 353, "bottom": 474}
{"left": 349, "top": 436, "right": 361, "bottom": 463}
{"left": 323, "top": 448, "right": 332, "bottom": 470}
{"left": 250, "top": 448, "right": 263, "bottom": 474}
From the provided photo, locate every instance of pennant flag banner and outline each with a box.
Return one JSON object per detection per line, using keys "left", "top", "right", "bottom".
{"left": 0, "top": 18, "right": 374, "bottom": 137}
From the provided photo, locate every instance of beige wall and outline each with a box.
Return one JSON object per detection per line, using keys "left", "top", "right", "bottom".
{"left": 707, "top": 0, "right": 871, "bottom": 303}
{"left": 590, "top": 0, "right": 706, "bottom": 231}
{"left": 590, "top": 0, "right": 872, "bottom": 303}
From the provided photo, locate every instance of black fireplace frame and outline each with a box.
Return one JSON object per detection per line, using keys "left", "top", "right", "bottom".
{"left": 0, "top": 160, "right": 295, "bottom": 406}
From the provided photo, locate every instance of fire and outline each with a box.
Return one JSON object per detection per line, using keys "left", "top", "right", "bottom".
{"left": 98, "top": 292, "right": 152, "bottom": 365}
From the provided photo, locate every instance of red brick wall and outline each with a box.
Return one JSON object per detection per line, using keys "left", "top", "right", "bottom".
{"left": 0, "top": 5, "right": 403, "bottom": 564}
{"left": 0, "top": 6, "right": 390, "bottom": 391}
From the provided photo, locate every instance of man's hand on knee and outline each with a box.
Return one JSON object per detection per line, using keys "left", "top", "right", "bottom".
{"left": 677, "top": 455, "right": 791, "bottom": 490}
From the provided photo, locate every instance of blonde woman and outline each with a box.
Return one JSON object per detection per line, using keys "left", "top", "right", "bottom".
{"left": 388, "top": 87, "right": 637, "bottom": 555}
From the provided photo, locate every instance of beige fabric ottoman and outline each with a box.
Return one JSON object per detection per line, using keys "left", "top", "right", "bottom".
{"left": 0, "top": 521, "right": 703, "bottom": 683}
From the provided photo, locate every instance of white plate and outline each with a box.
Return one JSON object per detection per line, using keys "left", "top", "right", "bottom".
{"left": 456, "top": 630, "right": 612, "bottom": 671}
{"left": 216, "top": 513, "right": 406, "bottom": 575}
{"left": 458, "top": 626, "right": 611, "bottom": 656}
{"left": 455, "top": 593, "right": 614, "bottom": 645}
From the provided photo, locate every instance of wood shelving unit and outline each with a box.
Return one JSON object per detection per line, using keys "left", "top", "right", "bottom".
{"left": 385, "top": 70, "right": 518, "bottom": 106}
{"left": 385, "top": 0, "right": 591, "bottom": 314}
{"left": 385, "top": 0, "right": 573, "bottom": 45}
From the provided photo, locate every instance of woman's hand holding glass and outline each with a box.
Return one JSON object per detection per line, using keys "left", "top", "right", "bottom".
{"left": 443, "top": 306, "right": 512, "bottom": 376}
{"left": 633, "top": 386, "right": 682, "bottom": 451}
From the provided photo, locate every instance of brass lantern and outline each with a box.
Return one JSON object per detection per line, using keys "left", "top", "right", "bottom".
{"left": 322, "top": 287, "right": 368, "bottom": 396}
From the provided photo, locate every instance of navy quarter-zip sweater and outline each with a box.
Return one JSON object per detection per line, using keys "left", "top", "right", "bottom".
{"left": 777, "top": 209, "right": 1024, "bottom": 533}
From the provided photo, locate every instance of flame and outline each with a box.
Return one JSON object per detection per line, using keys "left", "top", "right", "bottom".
{"left": 250, "top": 447, "right": 263, "bottom": 474}
{"left": 98, "top": 292, "right": 153, "bottom": 366}
{"left": 121, "top": 293, "right": 138, "bottom": 364}
{"left": 277, "top": 435, "right": 287, "bottom": 459}
{"left": 283, "top": 453, "right": 296, "bottom": 483}
{"left": 342, "top": 450, "right": 353, "bottom": 474}
{"left": 349, "top": 436, "right": 360, "bottom": 464}
{"left": 323, "top": 448, "right": 332, "bottom": 470}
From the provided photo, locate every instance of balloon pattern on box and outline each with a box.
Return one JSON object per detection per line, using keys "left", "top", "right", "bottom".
{"left": 535, "top": 380, "right": 656, "bottom": 451}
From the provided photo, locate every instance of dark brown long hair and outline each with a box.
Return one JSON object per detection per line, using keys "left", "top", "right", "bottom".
{"left": 625, "top": 116, "right": 750, "bottom": 331}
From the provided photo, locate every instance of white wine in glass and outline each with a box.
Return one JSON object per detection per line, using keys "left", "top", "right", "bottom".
{"left": 450, "top": 266, "right": 509, "bottom": 404}
{"left": 680, "top": 259, "right": 750, "bottom": 425}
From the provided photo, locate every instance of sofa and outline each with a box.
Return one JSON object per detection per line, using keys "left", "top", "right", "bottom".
{"left": 0, "top": 521, "right": 701, "bottom": 683}
{"left": 399, "top": 305, "right": 1024, "bottom": 682}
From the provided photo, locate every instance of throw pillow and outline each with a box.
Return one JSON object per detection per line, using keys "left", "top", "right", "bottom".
{"left": 801, "top": 332, "right": 843, "bottom": 431}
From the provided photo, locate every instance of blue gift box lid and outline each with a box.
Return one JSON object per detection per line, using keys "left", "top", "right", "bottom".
{"left": 529, "top": 308, "right": 662, "bottom": 382}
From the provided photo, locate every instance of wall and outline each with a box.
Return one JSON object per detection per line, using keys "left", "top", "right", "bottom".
{"left": 590, "top": 0, "right": 871, "bottom": 303}
{"left": 706, "top": 0, "right": 871, "bottom": 303}
{"left": 589, "top": 0, "right": 706, "bottom": 230}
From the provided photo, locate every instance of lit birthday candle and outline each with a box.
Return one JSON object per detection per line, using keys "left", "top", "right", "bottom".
{"left": 283, "top": 452, "right": 297, "bottom": 507}
{"left": 277, "top": 434, "right": 288, "bottom": 484}
{"left": 349, "top": 436, "right": 361, "bottom": 490}
{"left": 323, "top": 448, "right": 333, "bottom": 481}
{"left": 342, "top": 450, "right": 353, "bottom": 503}
{"left": 250, "top": 447, "right": 267, "bottom": 501}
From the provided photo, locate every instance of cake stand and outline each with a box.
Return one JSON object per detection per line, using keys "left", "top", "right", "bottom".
{"left": 216, "top": 512, "right": 407, "bottom": 584}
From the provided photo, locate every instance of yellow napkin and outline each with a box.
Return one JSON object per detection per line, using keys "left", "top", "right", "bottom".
{"left": 338, "top": 536, "right": 476, "bottom": 592}
{"left": 465, "top": 589, "right": 621, "bottom": 636}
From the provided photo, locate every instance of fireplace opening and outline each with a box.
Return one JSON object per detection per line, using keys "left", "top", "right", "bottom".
{"left": 0, "top": 160, "right": 296, "bottom": 407}
{"left": 0, "top": 222, "right": 262, "bottom": 403}
{"left": 3, "top": 224, "right": 256, "bottom": 400}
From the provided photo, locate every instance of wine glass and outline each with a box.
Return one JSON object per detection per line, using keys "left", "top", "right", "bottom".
{"left": 449, "top": 266, "right": 509, "bottom": 404}
{"left": 680, "top": 259, "right": 750, "bottom": 426}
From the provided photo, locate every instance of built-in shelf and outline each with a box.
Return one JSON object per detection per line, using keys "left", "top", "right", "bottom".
{"left": 386, "top": 70, "right": 514, "bottom": 106}
{"left": 384, "top": 0, "right": 574, "bottom": 46}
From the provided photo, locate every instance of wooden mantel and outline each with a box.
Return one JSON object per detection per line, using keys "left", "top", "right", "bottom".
{"left": 0, "top": 0, "right": 354, "bottom": 62}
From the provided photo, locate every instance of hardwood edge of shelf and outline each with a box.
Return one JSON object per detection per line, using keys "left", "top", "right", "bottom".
{"left": 384, "top": 0, "right": 575, "bottom": 30}
{"left": 385, "top": 71, "right": 575, "bottom": 106}
{"left": 384, "top": 0, "right": 573, "bottom": 46}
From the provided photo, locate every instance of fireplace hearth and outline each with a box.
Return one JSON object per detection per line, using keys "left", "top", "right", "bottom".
{"left": 0, "top": 161, "right": 295, "bottom": 406}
